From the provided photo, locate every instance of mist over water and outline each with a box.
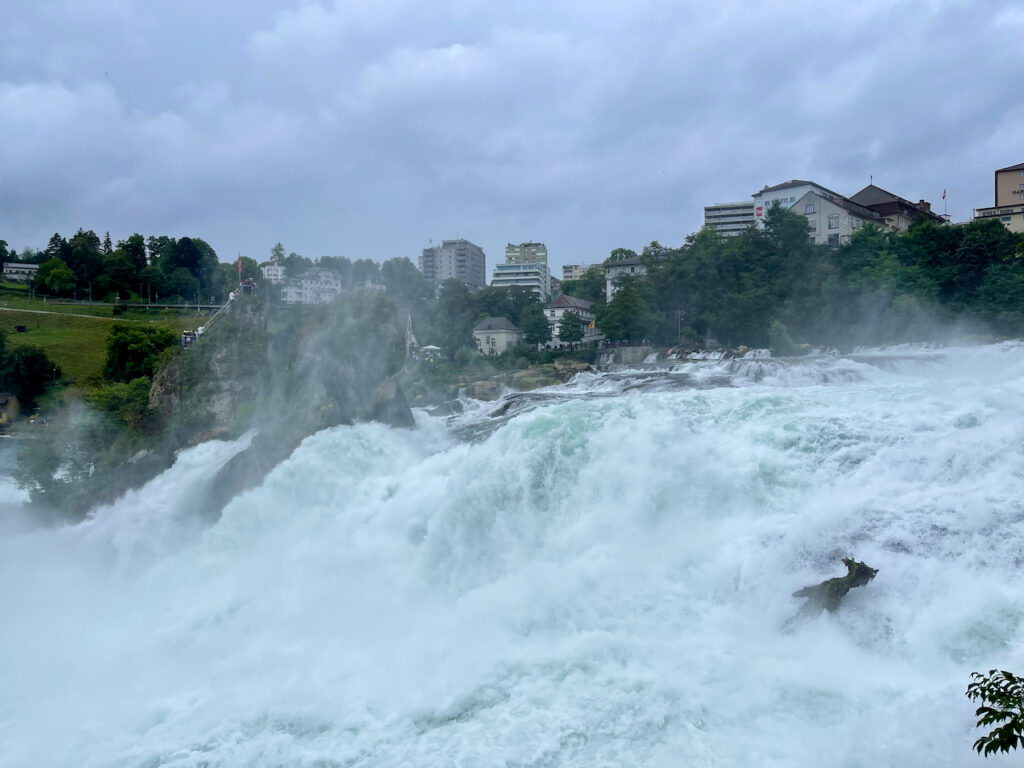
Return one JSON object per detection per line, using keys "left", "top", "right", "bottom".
{"left": 3, "top": 345, "right": 1024, "bottom": 766}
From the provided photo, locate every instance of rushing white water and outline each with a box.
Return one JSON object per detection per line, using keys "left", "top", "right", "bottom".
{"left": 3, "top": 345, "right": 1024, "bottom": 766}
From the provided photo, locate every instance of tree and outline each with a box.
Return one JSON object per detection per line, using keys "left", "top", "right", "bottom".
{"left": 102, "top": 231, "right": 113, "bottom": 254}
{"left": 967, "top": 669, "right": 1024, "bottom": 756}
{"left": 103, "top": 324, "right": 177, "bottom": 382}
{"left": 0, "top": 239, "right": 8, "bottom": 262}
{"left": 434, "top": 279, "right": 478, "bottom": 360}
{"left": 558, "top": 310, "right": 586, "bottom": 344}
{"left": 597, "top": 276, "right": 658, "bottom": 342}
{"left": 519, "top": 302, "right": 552, "bottom": 346}
{"left": 0, "top": 342, "right": 60, "bottom": 408}
{"left": 270, "top": 242, "right": 286, "bottom": 263}
{"left": 561, "top": 267, "right": 606, "bottom": 304}
{"left": 35, "top": 259, "right": 77, "bottom": 297}
{"left": 605, "top": 247, "right": 638, "bottom": 263}
{"left": 118, "top": 233, "right": 148, "bottom": 274}
{"left": 97, "top": 252, "right": 136, "bottom": 299}
{"left": 43, "top": 232, "right": 69, "bottom": 262}
{"left": 66, "top": 229, "right": 104, "bottom": 294}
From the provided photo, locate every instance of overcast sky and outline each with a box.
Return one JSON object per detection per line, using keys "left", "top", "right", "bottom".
{"left": 1, "top": 0, "right": 1021, "bottom": 275}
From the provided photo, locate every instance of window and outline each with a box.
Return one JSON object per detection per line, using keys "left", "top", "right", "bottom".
{"left": 827, "top": 234, "right": 840, "bottom": 247}
{"left": 828, "top": 214, "right": 839, "bottom": 229}
{"left": 805, "top": 202, "right": 815, "bottom": 214}
{"left": 808, "top": 220, "right": 817, "bottom": 231}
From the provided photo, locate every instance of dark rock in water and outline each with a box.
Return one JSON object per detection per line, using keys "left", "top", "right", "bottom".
{"left": 792, "top": 557, "right": 878, "bottom": 618}
{"left": 373, "top": 377, "right": 415, "bottom": 428}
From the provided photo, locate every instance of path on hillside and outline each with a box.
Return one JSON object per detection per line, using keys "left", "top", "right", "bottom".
{"left": 0, "top": 306, "right": 155, "bottom": 322}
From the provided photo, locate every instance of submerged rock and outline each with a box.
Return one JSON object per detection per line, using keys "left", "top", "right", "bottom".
{"left": 792, "top": 557, "right": 879, "bottom": 617}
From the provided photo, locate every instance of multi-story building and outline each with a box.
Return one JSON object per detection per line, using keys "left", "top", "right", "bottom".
{"left": 751, "top": 180, "right": 845, "bottom": 223}
{"left": 562, "top": 263, "right": 603, "bottom": 281}
{"left": 791, "top": 191, "right": 887, "bottom": 246}
{"left": 491, "top": 262, "right": 551, "bottom": 297}
{"left": 703, "top": 201, "right": 755, "bottom": 236}
{"left": 848, "top": 185, "right": 945, "bottom": 230}
{"left": 261, "top": 263, "right": 286, "bottom": 283}
{"left": 280, "top": 268, "right": 343, "bottom": 305}
{"left": 505, "top": 241, "right": 548, "bottom": 265}
{"left": 419, "top": 238, "right": 487, "bottom": 289}
{"left": 605, "top": 254, "right": 646, "bottom": 301}
{"left": 2, "top": 262, "right": 38, "bottom": 282}
{"left": 546, "top": 294, "right": 603, "bottom": 345}
{"left": 974, "top": 162, "right": 1024, "bottom": 234}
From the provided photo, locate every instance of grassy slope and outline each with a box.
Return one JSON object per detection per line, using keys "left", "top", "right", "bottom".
{"left": 0, "top": 289, "right": 211, "bottom": 384}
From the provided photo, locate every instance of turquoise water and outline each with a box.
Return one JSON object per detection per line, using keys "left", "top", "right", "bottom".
{"left": 2, "top": 345, "right": 1023, "bottom": 766}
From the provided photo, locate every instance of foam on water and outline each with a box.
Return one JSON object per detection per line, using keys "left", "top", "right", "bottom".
{"left": 3, "top": 347, "right": 1024, "bottom": 766}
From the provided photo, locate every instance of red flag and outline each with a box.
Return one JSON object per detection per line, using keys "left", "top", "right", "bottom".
{"left": 942, "top": 189, "right": 946, "bottom": 200}
{"left": 237, "top": 255, "right": 242, "bottom": 274}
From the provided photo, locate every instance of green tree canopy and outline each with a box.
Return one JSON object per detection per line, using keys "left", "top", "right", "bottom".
{"left": 560, "top": 267, "right": 606, "bottom": 304}
{"left": 0, "top": 342, "right": 60, "bottom": 408}
{"left": 519, "top": 302, "right": 552, "bottom": 346}
{"left": 557, "top": 310, "right": 586, "bottom": 344}
{"left": 967, "top": 669, "right": 1024, "bottom": 756}
{"left": 103, "top": 324, "right": 177, "bottom": 382}
{"left": 35, "top": 259, "right": 77, "bottom": 297}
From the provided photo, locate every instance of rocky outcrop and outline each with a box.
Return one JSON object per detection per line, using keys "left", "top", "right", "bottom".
{"left": 792, "top": 557, "right": 879, "bottom": 617}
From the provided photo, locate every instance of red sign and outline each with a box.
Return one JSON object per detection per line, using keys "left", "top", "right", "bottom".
{"left": 756, "top": 206, "right": 763, "bottom": 217}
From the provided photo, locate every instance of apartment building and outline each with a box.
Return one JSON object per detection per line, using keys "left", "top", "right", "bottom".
{"left": 491, "top": 262, "right": 551, "bottom": 297}
{"left": 505, "top": 241, "right": 548, "bottom": 265}
{"left": 419, "top": 238, "right": 487, "bottom": 289}
{"left": 703, "top": 201, "right": 755, "bottom": 236}
{"left": 792, "top": 191, "right": 887, "bottom": 246}
{"left": 280, "top": 268, "right": 343, "bottom": 305}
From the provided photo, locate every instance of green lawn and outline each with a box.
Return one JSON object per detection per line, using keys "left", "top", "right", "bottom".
{"left": 0, "top": 304, "right": 207, "bottom": 385}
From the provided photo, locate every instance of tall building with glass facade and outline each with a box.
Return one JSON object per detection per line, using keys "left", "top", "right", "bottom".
{"left": 504, "top": 242, "right": 548, "bottom": 265}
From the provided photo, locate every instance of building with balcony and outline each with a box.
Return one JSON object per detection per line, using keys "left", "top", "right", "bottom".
{"left": 280, "top": 268, "right": 343, "bottom": 305}
{"left": 491, "top": 262, "right": 551, "bottom": 297}
{"left": 2, "top": 262, "right": 38, "bottom": 282}
{"left": 546, "top": 294, "right": 603, "bottom": 345}
{"left": 703, "top": 201, "right": 755, "bottom": 236}
{"left": 419, "top": 238, "right": 487, "bottom": 289}
{"left": 974, "top": 162, "right": 1024, "bottom": 234}
{"left": 505, "top": 241, "right": 548, "bottom": 265}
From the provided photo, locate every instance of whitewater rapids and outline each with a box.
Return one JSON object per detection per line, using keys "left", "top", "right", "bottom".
{"left": 3, "top": 344, "right": 1024, "bottom": 766}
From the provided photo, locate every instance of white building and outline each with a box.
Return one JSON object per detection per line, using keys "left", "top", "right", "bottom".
{"left": 546, "top": 294, "right": 602, "bottom": 345}
{"left": 751, "top": 180, "right": 845, "bottom": 224}
{"left": 605, "top": 255, "right": 646, "bottom": 301}
{"left": 491, "top": 262, "right": 551, "bottom": 298}
{"left": 703, "top": 202, "right": 755, "bottom": 236}
{"left": 473, "top": 317, "right": 523, "bottom": 354}
{"left": 3, "top": 262, "right": 38, "bottom": 282}
{"left": 261, "top": 264, "right": 286, "bottom": 284}
{"left": 280, "top": 268, "right": 343, "bottom": 305}
{"left": 792, "top": 190, "right": 887, "bottom": 246}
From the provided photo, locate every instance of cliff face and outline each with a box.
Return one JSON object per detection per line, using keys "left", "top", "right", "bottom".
{"left": 149, "top": 295, "right": 271, "bottom": 443}
{"left": 184, "top": 291, "right": 414, "bottom": 515}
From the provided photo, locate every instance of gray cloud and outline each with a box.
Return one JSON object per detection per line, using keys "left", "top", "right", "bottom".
{"left": 1, "top": 0, "right": 1020, "bottom": 272}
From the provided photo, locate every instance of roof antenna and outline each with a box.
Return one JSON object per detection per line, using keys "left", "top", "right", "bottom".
{"left": 870, "top": 174, "right": 873, "bottom": 185}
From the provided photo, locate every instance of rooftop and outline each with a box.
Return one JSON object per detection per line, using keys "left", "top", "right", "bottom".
{"left": 474, "top": 316, "right": 520, "bottom": 332}
{"left": 996, "top": 162, "right": 1024, "bottom": 173}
